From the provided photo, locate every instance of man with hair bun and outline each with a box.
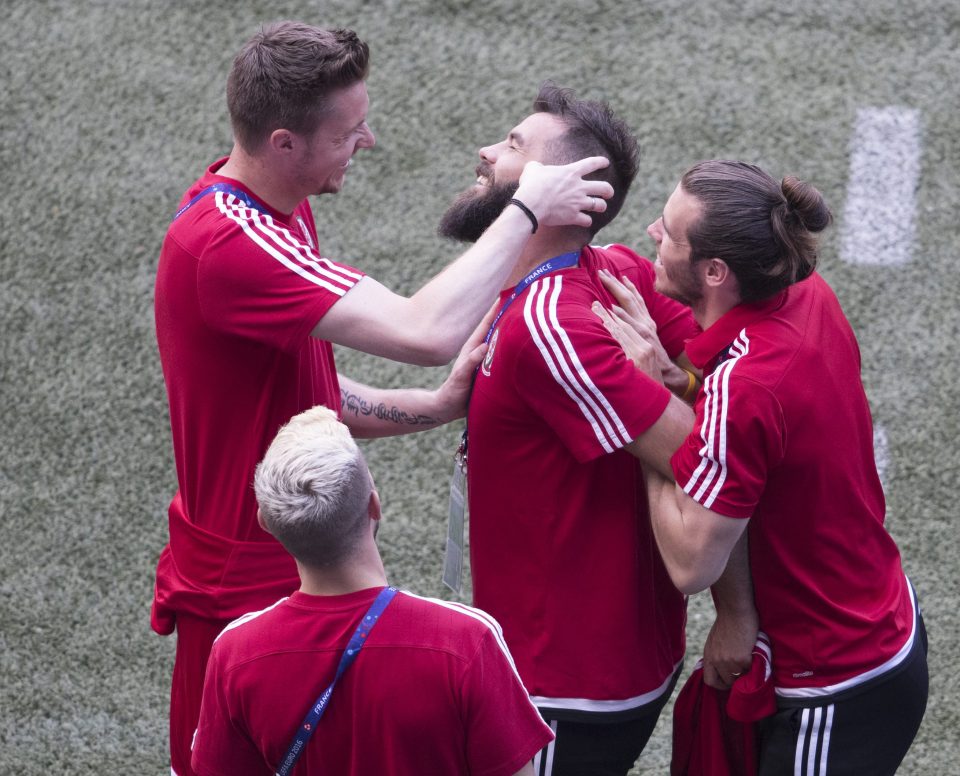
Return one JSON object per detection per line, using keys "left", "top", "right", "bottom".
{"left": 191, "top": 406, "right": 553, "bottom": 775}
{"left": 153, "top": 21, "right": 611, "bottom": 776}
{"left": 599, "top": 160, "right": 928, "bottom": 774}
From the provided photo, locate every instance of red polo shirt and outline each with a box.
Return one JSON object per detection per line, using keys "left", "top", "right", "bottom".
{"left": 672, "top": 272, "right": 916, "bottom": 696}
{"left": 467, "top": 244, "right": 694, "bottom": 714}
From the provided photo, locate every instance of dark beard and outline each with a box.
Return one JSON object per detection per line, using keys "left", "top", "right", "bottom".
{"left": 656, "top": 262, "right": 704, "bottom": 307}
{"left": 437, "top": 180, "right": 520, "bottom": 243}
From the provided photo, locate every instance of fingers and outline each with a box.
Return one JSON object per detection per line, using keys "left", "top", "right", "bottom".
{"left": 465, "top": 301, "right": 500, "bottom": 350}
{"left": 621, "top": 275, "right": 650, "bottom": 317}
{"left": 591, "top": 300, "right": 618, "bottom": 331}
{"left": 448, "top": 341, "right": 488, "bottom": 388}
{"left": 463, "top": 342, "right": 488, "bottom": 370}
{"left": 702, "top": 662, "right": 731, "bottom": 690}
{"left": 593, "top": 301, "right": 647, "bottom": 357}
{"left": 598, "top": 270, "right": 636, "bottom": 313}
{"left": 515, "top": 157, "right": 615, "bottom": 230}
{"left": 598, "top": 269, "right": 650, "bottom": 319}
{"left": 583, "top": 194, "right": 608, "bottom": 215}
{"left": 611, "top": 306, "right": 655, "bottom": 338}
{"left": 568, "top": 155, "right": 611, "bottom": 177}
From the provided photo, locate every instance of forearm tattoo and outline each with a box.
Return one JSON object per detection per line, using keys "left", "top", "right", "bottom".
{"left": 340, "top": 387, "right": 440, "bottom": 427}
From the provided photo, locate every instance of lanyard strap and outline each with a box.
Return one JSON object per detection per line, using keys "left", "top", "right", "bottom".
{"left": 275, "top": 586, "right": 399, "bottom": 776}
{"left": 480, "top": 251, "right": 580, "bottom": 344}
{"left": 172, "top": 182, "right": 268, "bottom": 221}
{"left": 458, "top": 250, "right": 580, "bottom": 462}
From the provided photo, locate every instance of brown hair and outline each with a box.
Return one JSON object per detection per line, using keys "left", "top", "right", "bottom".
{"left": 226, "top": 23, "right": 369, "bottom": 152}
{"left": 680, "top": 160, "right": 832, "bottom": 302}
{"left": 533, "top": 83, "right": 639, "bottom": 236}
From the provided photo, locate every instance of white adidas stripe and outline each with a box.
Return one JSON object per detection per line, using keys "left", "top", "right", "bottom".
{"left": 794, "top": 703, "right": 835, "bottom": 775}
{"left": 215, "top": 193, "right": 359, "bottom": 295}
{"left": 399, "top": 592, "right": 528, "bottom": 690}
{"left": 213, "top": 596, "right": 290, "bottom": 644}
{"left": 522, "top": 276, "right": 631, "bottom": 454}
{"left": 819, "top": 705, "right": 834, "bottom": 774}
{"left": 683, "top": 330, "right": 750, "bottom": 508}
{"left": 399, "top": 592, "right": 549, "bottom": 725}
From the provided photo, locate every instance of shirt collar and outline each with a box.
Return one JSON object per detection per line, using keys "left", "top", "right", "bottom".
{"left": 686, "top": 290, "right": 788, "bottom": 371}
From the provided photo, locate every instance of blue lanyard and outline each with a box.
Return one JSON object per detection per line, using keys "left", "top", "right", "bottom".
{"left": 172, "top": 182, "right": 268, "bottom": 221}
{"left": 459, "top": 250, "right": 580, "bottom": 462}
{"left": 275, "top": 586, "right": 398, "bottom": 776}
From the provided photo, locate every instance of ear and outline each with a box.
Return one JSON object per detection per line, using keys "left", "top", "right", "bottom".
{"left": 267, "top": 128, "right": 297, "bottom": 154}
{"left": 368, "top": 488, "right": 382, "bottom": 523}
{"left": 702, "top": 258, "right": 733, "bottom": 289}
{"left": 256, "top": 508, "right": 268, "bottom": 532}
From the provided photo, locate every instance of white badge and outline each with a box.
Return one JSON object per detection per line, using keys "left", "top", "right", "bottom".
{"left": 442, "top": 452, "right": 467, "bottom": 595}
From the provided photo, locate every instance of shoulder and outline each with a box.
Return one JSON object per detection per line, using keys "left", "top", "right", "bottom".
{"left": 584, "top": 243, "right": 656, "bottom": 282}
{"left": 708, "top": 331, "right": 781, "bottom": 394}
{"left": 167, "top": 191, "right": 256, "bottom": 260}
{"left": 210, "top": 597, "right": 291, "bottom": 659}
{"left": 388, "top": 592, "right": 512, "bottom": 659}
{"left": 504, "top": 271, "right": 612, "bottom": 364}
{"left": 700, "top": 345, "right": 785, "bottom": 439}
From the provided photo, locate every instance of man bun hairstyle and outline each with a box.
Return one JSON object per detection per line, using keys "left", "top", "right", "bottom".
{"left": 254, "top": 406, "right": 372, "bottom": 569}
{"left": 533, "top": 83, "right": 640, "bottom": 236}
{"left": 681, "top": 160, "right": 832, "bottom": 302}
{"left": 227, "top": 22, "right": 370, "bottom": 152}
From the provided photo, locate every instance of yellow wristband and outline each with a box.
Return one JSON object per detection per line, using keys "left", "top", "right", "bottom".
{"left": 681, "top": 369, "right": 698, "bottom": 403}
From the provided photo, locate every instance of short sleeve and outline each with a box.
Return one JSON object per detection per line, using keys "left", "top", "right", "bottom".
{"left": 461, "top": 629, "right": 554, "bottom": 776}
{"left": 197, "top": 200, "right": 364, "bottom": 353}
{"left": 191, "top": 643, "right": 271, "bottom": 776}
{"left": 513, "top": 276, "right": 671, "bottom": 463}
{"left": 671, "top": 370, "right": 785, "bottom": 518}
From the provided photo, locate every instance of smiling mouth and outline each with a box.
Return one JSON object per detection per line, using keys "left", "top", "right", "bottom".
{"left": 475, "top": 165, "right": 493, "bottom": 186}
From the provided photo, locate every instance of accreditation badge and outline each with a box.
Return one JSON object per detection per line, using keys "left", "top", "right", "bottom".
{"left": 442, "top": 446, "right": 467, "bottom": 595}
{"left": 480, "top": 327, "right": 499, "bottom": 377}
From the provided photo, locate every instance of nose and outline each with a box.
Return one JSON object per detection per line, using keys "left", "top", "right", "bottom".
{"left": 647, "top": 217, "right": 663, "bottom": 243}
{"left": 358, "top": 122, "right": 376, "bottom": 149}
{"left": 479, "top": 143, "right": 498, "bottom": 164}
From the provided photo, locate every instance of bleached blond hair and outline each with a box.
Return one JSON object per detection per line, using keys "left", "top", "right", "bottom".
{"left": 254, "top": 406, "right": 372, "bottom": 567}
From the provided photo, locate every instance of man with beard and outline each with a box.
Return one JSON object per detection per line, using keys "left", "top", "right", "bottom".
{"left": 437, "top": 84, "right": 707, "bottom": 775}
{"left": 600, "top": 161, "right": 927, "bottom": 774}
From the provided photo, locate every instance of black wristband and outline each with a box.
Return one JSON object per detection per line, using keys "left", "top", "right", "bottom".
{"left": 508, "top": 198, "right": 538, "bottom": 234}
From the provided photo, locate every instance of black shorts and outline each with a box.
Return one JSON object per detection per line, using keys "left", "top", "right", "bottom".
{"left": 533, "top": 666, "right": 681, "bottom": 776}
{"left": 757, "top": 614, "right": 929, "bottom": 776}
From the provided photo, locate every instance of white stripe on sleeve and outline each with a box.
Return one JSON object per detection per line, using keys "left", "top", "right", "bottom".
{"left": 215, "top": 193, "right": 359, "bottom": 295}
{"left": 523, "top": 277, "right": 632, "bottom": 453}
{"left": 683, "top": 330, "right": 750, "bottom": 508}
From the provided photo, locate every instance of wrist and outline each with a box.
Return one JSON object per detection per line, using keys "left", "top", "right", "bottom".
{"left": 507, "top": 198, "right": 538, "bottom": 233}
{"left": 512, "top": 179, "right": 545, "bottom": 222}
{"left": 432, "top": 385, "right": 464, "bottom": 425}
{"left": 680, "top": 368, "right": 699, "bottom": 403}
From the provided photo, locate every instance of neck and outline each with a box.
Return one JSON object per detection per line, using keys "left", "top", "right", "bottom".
{"left": 217, "top": 144, "right": 302, "bottom": 215}
{"left": 296, "top": 539, "right": 387, "bottom": 597}
{"left": 502, "top": 227, "right": 588, "bottom": 289}
{"left": 693, "top": 288, "right": 742, "bottom": 330}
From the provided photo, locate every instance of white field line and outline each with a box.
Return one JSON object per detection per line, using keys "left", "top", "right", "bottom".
{"left": 840, "top": 107, "right": 921, "bottom": 266}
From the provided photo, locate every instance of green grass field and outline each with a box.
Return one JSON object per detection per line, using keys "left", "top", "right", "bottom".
{"left": 2, "top": 1, "right": 958, "bottom": 772}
